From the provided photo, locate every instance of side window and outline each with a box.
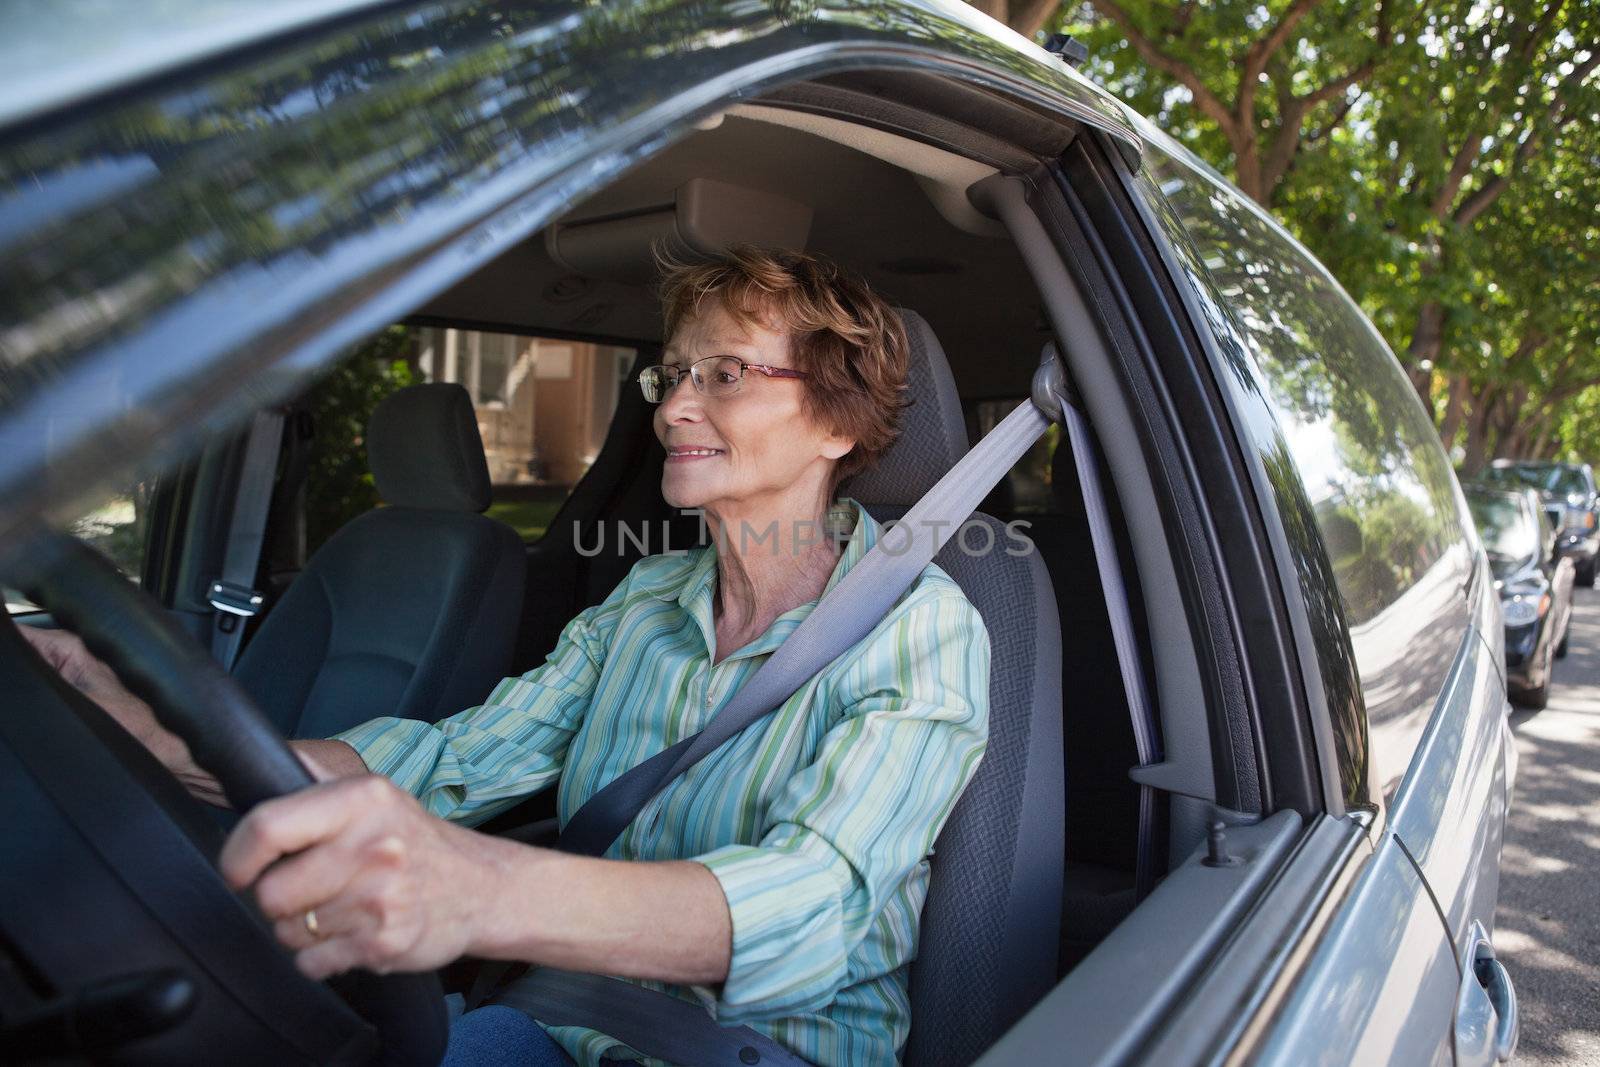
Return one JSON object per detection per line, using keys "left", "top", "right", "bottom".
{"left": 6, "top": 480, "right": 153, "bottom": 614}
{"left": 298, "top": 325, "right": 637, "bottom": 557}
{"left": 966, "top": 400, "right": 1061, "bottom": 516}
{"left": 413, "top": 326, "right": 638, "bottom": 540}
{"left": 1136, "top": 139, "right": 1473, "bottom": 802}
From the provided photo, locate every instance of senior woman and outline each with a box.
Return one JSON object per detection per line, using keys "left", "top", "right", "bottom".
{"left": 24, "top": 247, "right": 991, "bottom": 1067}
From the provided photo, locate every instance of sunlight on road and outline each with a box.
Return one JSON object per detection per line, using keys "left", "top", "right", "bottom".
{"left": 1496, "top": 586, "right": 1600, "bottom": 1066}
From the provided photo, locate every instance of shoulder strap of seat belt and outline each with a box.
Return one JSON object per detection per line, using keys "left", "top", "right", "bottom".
{"left": 1038, "top": 345, "right": 1161, "bottom": 901}
{"left": 557, "top": 376, "right": 1057, "bottom": 859}
{"left": 208, "top": 410, "right": 284, "bottom": 671}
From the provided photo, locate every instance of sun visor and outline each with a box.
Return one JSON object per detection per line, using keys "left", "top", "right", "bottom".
{"left": 545, "top": 178, "right": 813, "bottom": 285}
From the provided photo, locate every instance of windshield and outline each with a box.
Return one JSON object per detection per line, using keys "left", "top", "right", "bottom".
{"left": 1484, "top": 463, "right": 1590, "bottom": 497}
{"left": 1468, "top": 493, "right": 1540, "bottom": 574}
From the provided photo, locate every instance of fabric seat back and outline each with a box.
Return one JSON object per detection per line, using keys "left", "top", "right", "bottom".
{"left": 843, "top": 311, "right": 1063, "bottom": 1066}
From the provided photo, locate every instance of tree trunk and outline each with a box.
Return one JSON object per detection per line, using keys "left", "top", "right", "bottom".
{"left": 1405, "top": 299, "right": 1446, "bottom": 403}
{"left": 1492, "top": 383, "right": 1532, "bottom": 462}
{"left": 965, "top": 0, "right": 1058, "bottom": 37}
{"left": 1437, "top": 374, "right": 1470, "bottom": 453}
{"left": 1460, "top": 384, "right": 1500, "bottom": 477}
{"left": 1528, "top": 421, "right": 1556, "bottom": 460}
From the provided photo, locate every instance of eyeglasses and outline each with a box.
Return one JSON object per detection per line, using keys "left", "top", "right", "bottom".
{"left": 638, "top": 356, "right": 808, "bottom": 403}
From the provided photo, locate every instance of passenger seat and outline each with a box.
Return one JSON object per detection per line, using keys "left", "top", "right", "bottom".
{"left": 234, "top": 383, "right": 527, "bottom": 738}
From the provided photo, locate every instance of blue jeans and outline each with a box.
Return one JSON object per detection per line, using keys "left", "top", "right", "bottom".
{"left": 440, "top": 1003, "right": 576, "bottom": 1067}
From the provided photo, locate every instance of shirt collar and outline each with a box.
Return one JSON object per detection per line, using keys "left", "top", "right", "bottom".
{"left": 661, "top": 498, "right": 880, "bottom": 663}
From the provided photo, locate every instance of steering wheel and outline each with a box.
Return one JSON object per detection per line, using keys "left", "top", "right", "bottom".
{"left": 0, "top": 530, "right": 446, "bottom": 1065}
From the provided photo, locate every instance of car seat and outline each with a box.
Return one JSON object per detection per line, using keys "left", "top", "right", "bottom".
{"left": 233, "top": 383, "right": 527, "bottom": 739}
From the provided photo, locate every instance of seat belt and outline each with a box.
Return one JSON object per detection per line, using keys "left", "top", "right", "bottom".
{"left": 208, "top": 409, "right": 284, "bottom": 670}
{"left": 558, "top": 376, "right": 1054, "bottom": 858}
{"left": 495, "top": 970, "right": 811, "bottom": 1067}
{"left": 1041, "top": 345, "right": 1162, "bottom": 901}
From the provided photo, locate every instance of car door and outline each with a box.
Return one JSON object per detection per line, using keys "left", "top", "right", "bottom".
{"left": 1120, "top": 122, "right": 1518, "bottom": 1064}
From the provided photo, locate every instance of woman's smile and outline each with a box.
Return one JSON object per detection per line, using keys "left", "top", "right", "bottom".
{"left": 666, "top": 445, "right": 726, "bottom": 462}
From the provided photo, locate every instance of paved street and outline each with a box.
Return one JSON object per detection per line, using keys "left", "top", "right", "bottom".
{"left": 1496, "top": 585, "right": 1600, "bottom": 1066}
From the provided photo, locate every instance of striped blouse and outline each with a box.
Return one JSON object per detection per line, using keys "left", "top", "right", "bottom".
{"left": 335, "top": 497, "right": 991, "bottom": 1067}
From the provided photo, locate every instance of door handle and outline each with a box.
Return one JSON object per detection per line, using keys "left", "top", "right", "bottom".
{"left": 1454, "top": 922, "right": 1519, "bottom": 1065}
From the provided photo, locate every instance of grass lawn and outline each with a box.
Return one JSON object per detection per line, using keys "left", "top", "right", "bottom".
{"left": 486, "top": 497, "right": 565, "bottom": 542}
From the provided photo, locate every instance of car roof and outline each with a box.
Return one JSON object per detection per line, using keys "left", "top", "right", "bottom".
{"left": 0, "top": 0, "right": 396, "bottom": 130}
{"left": 1490, "top": 459, "right": 1580, "bottom": 470}
{"left": 0, "top": 0, "right": 1144, "bottom": 547}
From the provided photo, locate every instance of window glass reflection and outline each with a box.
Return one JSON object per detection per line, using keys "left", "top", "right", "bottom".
{"left": 1141, "top": 141, "right": 1472, "bottom": 801}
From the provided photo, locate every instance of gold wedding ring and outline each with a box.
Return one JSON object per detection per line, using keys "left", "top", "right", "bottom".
{"left": 303, "top": 908, "right": 322, "bottom": 938}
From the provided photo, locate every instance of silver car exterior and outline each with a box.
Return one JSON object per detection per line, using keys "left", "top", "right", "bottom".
{"left": 1125, "top": 125, "right": 1517, "bottom": 1065}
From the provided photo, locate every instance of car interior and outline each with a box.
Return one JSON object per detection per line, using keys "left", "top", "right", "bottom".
{"left": 5, "top": 69, "right": 1284, "bottom": 1066}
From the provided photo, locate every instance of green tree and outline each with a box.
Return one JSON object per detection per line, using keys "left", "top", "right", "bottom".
{"left": 1050, "top": 0, "right": 1599, "bottom": 469}
{"left": 1053, "top": 0, "right": 1416, "bottom": 205}
{"left": 302, "top": 326, "right": 415, "bottom": 553}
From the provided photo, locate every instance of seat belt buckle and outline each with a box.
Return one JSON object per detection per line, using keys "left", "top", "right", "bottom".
{"left": 207, "top": 580, "right": 264, "bottom": 618}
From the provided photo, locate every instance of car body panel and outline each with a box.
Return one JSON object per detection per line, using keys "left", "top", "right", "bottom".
{"left": 1255, "top": 838, "right": 1457, "bottom": 1067}
{"left": 1387, "top": 596, "right": 1512, "bottom": 956}
{"left": 0, "top": 0, "right": 1140, "bottom": 551}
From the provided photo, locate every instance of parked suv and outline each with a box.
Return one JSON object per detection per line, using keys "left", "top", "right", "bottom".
{"left": 0, "top": 3, "right": 1518, "bottom": 1065}
{"left": 1485, "top": 459, "right": 1600, "bottom": 586}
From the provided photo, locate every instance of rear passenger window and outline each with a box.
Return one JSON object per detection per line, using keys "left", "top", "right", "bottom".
{"left": 1136, "top": 140, "right": 1473, "bottom": 802}
{"left": 5, "top": 478, "right": 153, "bottom": 614}
{"left": 411, "top": 326, "right": 638, "bottom": 541}
{"left": 299, "top": 325, "right": 637, "bottom": 556}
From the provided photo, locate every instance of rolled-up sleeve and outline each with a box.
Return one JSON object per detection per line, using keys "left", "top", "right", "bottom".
{"left": 688, "top": 592, "right": 990, "bottom": 1023}
{"left": 334, "top": 599, "right": 611, "bottom": 827}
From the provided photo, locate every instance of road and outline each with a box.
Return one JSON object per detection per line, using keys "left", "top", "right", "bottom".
{"left": 1496, "top": 584, "right": 1600, "bottom": 1066}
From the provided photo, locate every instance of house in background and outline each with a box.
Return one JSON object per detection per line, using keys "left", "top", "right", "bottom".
{"left": 411, "top": 326, "right": 637, "bottom": 489}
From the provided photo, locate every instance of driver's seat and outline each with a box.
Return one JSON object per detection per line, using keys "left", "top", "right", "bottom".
{"left": 234, "top": 383, "right": 526, "bottom": 739}
{"left": 842, "top": 310, "right": 1064, "bottom": 1064}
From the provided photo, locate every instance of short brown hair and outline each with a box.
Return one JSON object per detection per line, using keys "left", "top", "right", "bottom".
{"left": 658, "top": 246, "right": 910, "bottom": 487}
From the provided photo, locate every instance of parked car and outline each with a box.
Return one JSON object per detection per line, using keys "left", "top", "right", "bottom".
{"left": 1466, "top": 483, "right": 1575, "bottom": 708}
{"left": 0, "top": 3, "right": 1519, "bottom": 1066}
{"left": 1484, "top": 459, "right": 1600, "bottom": 586}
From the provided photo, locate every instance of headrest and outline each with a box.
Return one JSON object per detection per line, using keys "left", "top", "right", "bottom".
{"left": 367, "top": 383, "right": 492, "bottom": 512}
{"left": 840, "top": 309, "right": 970, "bottom": 508}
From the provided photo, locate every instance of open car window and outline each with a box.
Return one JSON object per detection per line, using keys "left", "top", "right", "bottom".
{"left": 296, "top": 325, "right": 638, "bottom": 557}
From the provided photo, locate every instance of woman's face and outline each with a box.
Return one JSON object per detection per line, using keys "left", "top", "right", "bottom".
{"left": 655, "top": 301, "right": 853, "bottom": 514}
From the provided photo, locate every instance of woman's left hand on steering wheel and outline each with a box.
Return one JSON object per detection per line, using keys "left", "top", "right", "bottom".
{"left": 221, "top": 776, "right": 513, "bottom": 980}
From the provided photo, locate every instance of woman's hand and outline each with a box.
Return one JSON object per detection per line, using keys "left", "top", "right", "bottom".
{"left": 17, "top": 625, "right": 366, "bottom": 803}
{"left": 221, "top": 775, "right": 513, "bottom": 980}
{"left": 19, "top": 624, "right": 199, "bottom": 777}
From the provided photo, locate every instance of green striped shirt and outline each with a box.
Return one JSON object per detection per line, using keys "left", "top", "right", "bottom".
{"left": 336, "top": 498, "right": 990, "bottom": 1067}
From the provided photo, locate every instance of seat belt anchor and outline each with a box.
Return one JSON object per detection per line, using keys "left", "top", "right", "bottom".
{"left": 1031, "top": 342, "right": 1076, "bottom": 423}
{"left": 207, "top": 579, "right": 264, "bottom": 618}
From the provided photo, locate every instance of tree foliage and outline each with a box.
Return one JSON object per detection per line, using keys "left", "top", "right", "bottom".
{"left": 1025, "top": 0, "right": 1600, "bottom": 471}
{"left": 302, "top": 326, "right": 416, "bottom": 553}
